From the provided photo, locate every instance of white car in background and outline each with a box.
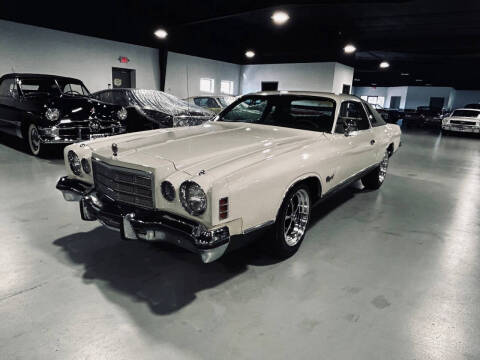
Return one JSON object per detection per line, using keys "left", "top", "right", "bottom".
{"left": 57, "top": 91, "right": 401, "bottom": 263}
{"left": 185, "top": 95, "right": 236, "bottom": 113}
{"left": 442, "top": 108, "right": 480, "bottom": 134}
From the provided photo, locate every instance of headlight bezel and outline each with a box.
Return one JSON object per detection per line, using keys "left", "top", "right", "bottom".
{"left": 117, "top": 107, "right": 128, "bottom": 121}
{"left": 179, "top": 181, "right": 207, "bottom": 216}
{"left": 161, "top": 181, "right": 176, "bottom": 202}
{"left": 81, "top": 158, "right": 91, "bottom": 174}
{"left": 45, "top": 107, "right": 60, "bottom": 121}
{"left": 67, "top": 150, "right": 82, "bottom": 176}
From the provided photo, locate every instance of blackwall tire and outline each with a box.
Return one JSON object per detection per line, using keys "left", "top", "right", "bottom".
{"left": 270, "top": 183, "right": 311, "bottom": 259}
{"left": 25, "top": 123, "right": 42, "bottom": 156}
{"left": 361, "top": 150, "right": 389, "bottom": 190}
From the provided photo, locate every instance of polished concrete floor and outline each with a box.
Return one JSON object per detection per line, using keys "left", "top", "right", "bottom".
{"left": 0, "top": 128, "right": 479, "bottom": 360}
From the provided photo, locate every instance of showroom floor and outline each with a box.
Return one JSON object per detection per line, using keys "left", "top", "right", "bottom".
{"left": 0, "top": 129, "right": 479, "bottom": 360}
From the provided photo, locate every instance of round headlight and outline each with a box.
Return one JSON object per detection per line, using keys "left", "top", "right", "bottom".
{"left": 81, "top": 158, "right": 91, "bottom": 174}
{"left": 161, "top": 181, "right": 175, "bottom": 201}
{"left": 45, "top": 108, "right": 60, "bottom": 121}
{"left": 179, "top": 181, "right": 207, "bottom": 216}
{"left": 117, "top": 107, "right": 128, "bottom": 121}
{"left": 67, "top": 150, "right": 81, "bottom": 176}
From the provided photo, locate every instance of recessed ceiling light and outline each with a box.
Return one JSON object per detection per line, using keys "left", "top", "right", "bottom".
{"left": 344, "top": 44, "right": 356, "bottom": 54}
{"left": 371, "top": 83, "right": 377, "bottom": 86}
{"left": 416, "top": 79, "right": 423, "bottom": 82}
{"left": 245, "top": 50, "right": 255, "bottom": 58}
{"left": 401, "top": 72, "right": 410, "bottom": 76}
{"left": 379, "top": 61, "right": 390, "bottom": 69}
{"left": 354, "top": 78, "right": 360, "bottom": 81}
{"left": 426, "top": 83, "right": 432, "bottom": 86}
{"left": 154, "top": 29, "right": 168, "bottom": 39}
{"left": 271, "top": 11, "right": 290, "bottom": 25}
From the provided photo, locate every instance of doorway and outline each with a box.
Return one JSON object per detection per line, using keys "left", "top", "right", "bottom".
{"left": 342, "top": 84, "right": 351, "bottom": 94}
{"left": 112, "top": 68, "right": 136, "bottom": 89}
{"left": 390, "top": 96, "right": 401, "bottom": 109}
{"left": 429, "top": 97, "right": 444, "bottom": 110}
{"left": 261, "top": 81, "right": 278, "bottom": 91}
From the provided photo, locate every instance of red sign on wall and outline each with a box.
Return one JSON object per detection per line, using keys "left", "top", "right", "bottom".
{"left": 119, "top": 56, "right": 130, "bottom": 63}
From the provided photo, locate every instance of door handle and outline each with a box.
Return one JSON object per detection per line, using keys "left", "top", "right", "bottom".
{"left": 370, "top": 139, "right": 376, "bottom": 145}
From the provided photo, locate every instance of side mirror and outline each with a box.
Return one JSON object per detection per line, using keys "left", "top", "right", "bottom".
{"left": 342, "top": 117, "right": 360, "bottom": 136}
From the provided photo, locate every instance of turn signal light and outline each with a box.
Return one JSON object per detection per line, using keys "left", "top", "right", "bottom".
{"left": 219, "top": 197, "right": 229, "bottom": 220}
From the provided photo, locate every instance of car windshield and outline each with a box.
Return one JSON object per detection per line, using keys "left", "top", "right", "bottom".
{"left": 18, "top": 77, "right": 90, "bottom": 97}
{"left": 452, "top": 109, "right": 480, "bottom": 118}
{"left": 218, "top": 95, "right": 336, "bottom": 132}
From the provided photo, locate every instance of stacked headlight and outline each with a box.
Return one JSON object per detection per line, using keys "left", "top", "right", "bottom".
{"left": 117, "top": 107, "right": 128, "bottom": 121}
{"left": 179, "top": 181, "right": 207, "bottom": 216}
{"left": 45, "top": 108, "right": 60, "bottom": 121}
{"left": 67, "top": 150, "right": 81, "bottom": 176}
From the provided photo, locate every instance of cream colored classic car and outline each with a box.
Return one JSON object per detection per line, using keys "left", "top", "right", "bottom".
{"left": 57, "top": 91, "right": 401, "bottom": 263}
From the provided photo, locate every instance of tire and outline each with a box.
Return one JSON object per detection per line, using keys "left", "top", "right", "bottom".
{"left": 270, "top": 183, "right": 311, "bottom": 259}
{"left": 361, "top": 150, "right": 390, "bottom": 190}
{"left": 25, "top": 123, "right": 43, "bottom": 156}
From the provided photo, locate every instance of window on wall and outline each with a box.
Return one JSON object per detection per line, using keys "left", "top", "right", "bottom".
{"left": 360, "top": 95, "right": 368, "bottom": 101}
{"left": 200, "top": 78, "right": 215, "bottom": 93}
{"left": 220, "top": 80, "right": 234, "bottom": 95}
{"left": 366, "top": 96, "right": 385, "bottom": 107}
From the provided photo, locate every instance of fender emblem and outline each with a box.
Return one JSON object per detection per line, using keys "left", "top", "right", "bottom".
{"left": 112, "top": 143, "right": 118, "bottom": 157}
{"left": 326, "top": 174, "right": 335, "bottom": 182}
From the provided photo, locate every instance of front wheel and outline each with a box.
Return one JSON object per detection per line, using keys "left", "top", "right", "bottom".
{"left": 361, "top": 150, "right": 390, "bottom": 190}
{"left": 270, "top": 184, "right": 311, "bottom": 259}
{"left": 25, "top": 123, "right": 43, "bottom": 156}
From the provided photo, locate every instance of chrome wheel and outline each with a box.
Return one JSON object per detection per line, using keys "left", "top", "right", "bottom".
{"left": 283, "top": 188, "right": 310, "bottom": 246}
{"left": 28, "top": 124, "right": 41, "bottom": 155}
{"left": 379, "top": 151, "right": 389, "bottom": 183}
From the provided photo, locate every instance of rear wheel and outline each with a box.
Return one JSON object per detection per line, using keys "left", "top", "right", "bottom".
{"left": 361, "top": 150, "right": 389, "bottom": 190}
{"left": 25, "top": 123, "right": 43, "bottom": 156}
{"left": 270, "top": 184, "right": 311, "bottom": 259}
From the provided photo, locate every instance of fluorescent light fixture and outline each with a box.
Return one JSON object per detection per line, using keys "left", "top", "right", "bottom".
{"left": 271, "top": 11, "right": 290, "bottom": 25}
{"left": 371, "top": 83, "right": 377, "bottom": 86}
{"left": 416, "top": 79, "right": 423, "bottom": 82}
{"left": 154, "top": 29, "right": 168, "bottom": 39}
{"left": 379, "top": 61, "right": 390, "bottom": 69}
{"left": 344, "top": 44, "right": 356, "bottom": 54}
{"left": 401, "top": 72, "right": 410, "bottom": 76}
{"left": 426, "top": 83, "right": 432, "bottom": 86}
{"left": 245, "top": 50, "right": 255, "bottom": 58}
{"left": 354, "top": 78, "right": 360, "bottom": 81}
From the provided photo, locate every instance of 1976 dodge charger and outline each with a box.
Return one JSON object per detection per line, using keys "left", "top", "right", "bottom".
{"left": 57, "top": 91, "right": 401, "bottom": 263}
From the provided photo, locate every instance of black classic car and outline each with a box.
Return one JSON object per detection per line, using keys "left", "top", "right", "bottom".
{"left": 372, "top": 104, "right": 401, "bottom": 124}
{"left": 0, "top": 73, "right": 127, "bottom": 155}
{"left": 91, "top": 88, "right": 214, "bottom": 132}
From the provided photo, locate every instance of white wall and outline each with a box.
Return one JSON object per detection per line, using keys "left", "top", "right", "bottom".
{"left": 164, "top": 51, "right": 241, "bottom": 99}
{"left": 451, "top": 90, "right": 480, "bottom": 109}
{"left": 353, "top": 86, "right": 388, "bottom": 98}
{"left": 404, "top": 86, "right": 452, "bottom": 109}
{"left": 386, "top": 86, "right": 408, "bottom": 109}
{"left": 240, "top": 62, "right": 353, "bottom": 94}
{"left": 0, "top": 20, "right": 160, "bottom": 92}
{"left": 332, "top": 63, "right": 354, "bottom": 94}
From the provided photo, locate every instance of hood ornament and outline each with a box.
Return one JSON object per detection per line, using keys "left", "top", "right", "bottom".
{"left": 112, "top": 143, "right": 118, "bottom": 157}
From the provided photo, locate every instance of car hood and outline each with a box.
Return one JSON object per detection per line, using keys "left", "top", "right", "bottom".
{"left": 87, "top": 121, "right": 320, "bottom": 177}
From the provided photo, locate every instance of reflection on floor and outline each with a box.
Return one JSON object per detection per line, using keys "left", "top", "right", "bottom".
{"left": 0, "top": 128, "right": 479, "bottom": 359}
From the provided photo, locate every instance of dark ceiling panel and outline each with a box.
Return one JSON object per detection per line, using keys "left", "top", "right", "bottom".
{"left": 1, "top": 0, "right": 480, "bottom": 88}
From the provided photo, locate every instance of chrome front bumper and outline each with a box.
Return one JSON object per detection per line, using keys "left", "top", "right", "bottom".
{"left": 39, "top": 124, "right": 126, "bottom": 144}
{"left": 442, "top": 124, "right": 480, "bottom": 133}
{"left": 56, "top": 177, "right": 230, "bottom": 263}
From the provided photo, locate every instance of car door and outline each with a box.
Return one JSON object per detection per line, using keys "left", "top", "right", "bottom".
{"left": 363, "top": 101, "right": 390, "bottom": 163}
{"left": 329, "top": 100, "right": 377, "bottom": 182}
{"left": 0, "top": 77, "right": 22, "bottom": 137}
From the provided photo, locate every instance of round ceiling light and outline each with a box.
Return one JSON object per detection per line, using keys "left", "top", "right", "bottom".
{"left": 154, "top": 29, "right": 168, "bottom": 39}
{"left": 271, "top": 11, "right": 290, "bottom": 25}
{"left": 245, "top": 50, "right": 255, "bottom": 58}
{"left": 379, "top": 61, "right": 390, "bottom": 69}
{"left": 344, "top": 44, "right": 356, "bottom": 54}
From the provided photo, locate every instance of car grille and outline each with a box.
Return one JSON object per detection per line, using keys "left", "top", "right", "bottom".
{"left": 451, "top": 120, "right": 476, "bottom": 125}
{"left": 92, "top": 159, "right": 155, "bottom": 209}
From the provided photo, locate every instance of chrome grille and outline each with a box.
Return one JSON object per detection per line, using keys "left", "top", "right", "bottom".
{"left": 92, "top": 159, "right": 154, "bottom": 209}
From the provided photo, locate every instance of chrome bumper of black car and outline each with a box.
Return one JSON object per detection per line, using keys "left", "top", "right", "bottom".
{"left": 39, "top": 124, "right": 126, "bottom": 144}
{"left": 56, "top": 177, "right": 230, "bottom": 263}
